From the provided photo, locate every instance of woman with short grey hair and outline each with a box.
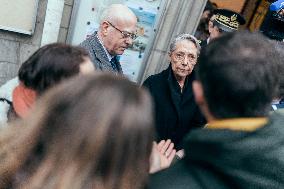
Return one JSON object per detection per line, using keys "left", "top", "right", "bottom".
{"left": 143, "top": 33, "right": 206, "bottom": 152}
{"left": 169, "top": 34, "right": 201, "bottom": 55}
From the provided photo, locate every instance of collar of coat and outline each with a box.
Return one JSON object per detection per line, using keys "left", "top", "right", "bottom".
{"left": 206, "top": 117, "right": 268, "bottom": 132}
{"left": 96, "top": 34, "right": 113, "bottom": 61}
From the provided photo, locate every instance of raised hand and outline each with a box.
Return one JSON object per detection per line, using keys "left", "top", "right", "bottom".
{"left": 149, "top": 139, "right": 176, "bottom": 174}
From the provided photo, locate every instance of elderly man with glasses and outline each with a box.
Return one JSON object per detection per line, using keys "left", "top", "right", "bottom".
{"left": 143, "top": 34, "right": 206, "bottom": 152}
{"left": 80, "top": 4, "right": 137, "bottom": 74}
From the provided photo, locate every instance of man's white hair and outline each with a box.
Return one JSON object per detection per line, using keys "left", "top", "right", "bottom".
{"left": 100, "top": 4, "right": 137, "bottom": 24}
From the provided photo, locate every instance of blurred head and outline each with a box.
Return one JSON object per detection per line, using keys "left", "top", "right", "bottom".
{"left": 193, "top": 31, "right": 280, "bottom": 120}
{"left": 18, "top": 43, "right": 94, "bottom": 95}
{"left": 169, "top": 34, "right": 200, "bottom": 80}
{"left": 201, "top": 1, "right": 214, "bottom": 20}
{"left": 0, "top": 74, "right": 154, "bottom": 189}
{"left": 98, "top": 4, "right": 137, "bottom": 56}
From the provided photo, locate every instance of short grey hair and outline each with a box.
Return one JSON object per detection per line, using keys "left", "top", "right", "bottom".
{"left": 169, "top": 34, "right": 201, "bottom": 55}
{"left": 99, "top": 4, "right": 137, "bottom": 24}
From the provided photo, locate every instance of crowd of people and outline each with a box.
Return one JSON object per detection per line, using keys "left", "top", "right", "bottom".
{"left": 0, "top": 2, "right": 283, "bottom": 189}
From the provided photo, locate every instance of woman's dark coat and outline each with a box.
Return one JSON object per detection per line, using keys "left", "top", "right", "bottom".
{"left": 143, "top": 66, "right": 205, "bottom": 150}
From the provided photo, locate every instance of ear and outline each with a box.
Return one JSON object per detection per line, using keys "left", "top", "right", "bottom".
{"left": 192, "top": 81, "right": 205, "bottom": 106}
{"left": 193, "top": 81, "right": 214, "bottom": 122}
{"left": 100, "top": 21, "right": 110, "bottom": 36}
{"left": 208, "top": 25, "right": 213, "bottom": 34}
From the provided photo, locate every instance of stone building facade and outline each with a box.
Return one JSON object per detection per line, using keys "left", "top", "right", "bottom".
{"left": 0, "top": 0, "right": 74, "bottom": 85}
{"left": 0, "top": 0, "right": 206, "bottom": 85}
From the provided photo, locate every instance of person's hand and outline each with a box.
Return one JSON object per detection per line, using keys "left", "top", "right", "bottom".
{"left": 149, "top": 139, "right": 176, "bottom": 174}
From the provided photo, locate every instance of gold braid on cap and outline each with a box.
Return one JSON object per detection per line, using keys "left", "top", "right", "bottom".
{"left": 215, "top": 14, "right": 239, "bottom": 30}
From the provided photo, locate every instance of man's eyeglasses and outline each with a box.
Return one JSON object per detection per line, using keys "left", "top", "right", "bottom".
{"left": 106, "top": 21, "right": 137, "bottom": 40}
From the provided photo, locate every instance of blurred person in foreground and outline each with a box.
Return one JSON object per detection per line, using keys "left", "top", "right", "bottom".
{"left": 0, "top": 43, "right": 94, "bottom": 125}
{"left": 0, "top": 74, "right": 175, "bottom": 189}
{"left": 80, "top": 4, "right": 137, "bottom": 74}
{"left": 143, "top": 34, "right": 206, "bottom": 151}
{"left": 148, "top": 31, "right": 284, "bottom": 189}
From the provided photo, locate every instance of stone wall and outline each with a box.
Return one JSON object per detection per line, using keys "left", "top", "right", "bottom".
{"left": 137, "top": 0, "right": 207, "bottom": 84}
{"left": 0, "top": 0, "right": 74, "bottom": 85}
{"left": 58, "top": 0, "right": 74, "bottom": 43}
{"left": 0, "top": 0, "right": 48, "bottom": 85}
{"left": 0, "top": 0, "right": 204, "bottom": 85}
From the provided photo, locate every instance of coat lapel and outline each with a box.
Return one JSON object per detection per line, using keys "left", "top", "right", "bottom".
{"left": 181, "top": 73, "right": 194, "bottom": 104}
{"left": 81, "top": 32, "right": 123, "bottom": 74}
{"left": 87, "top": 34, "right": 113, "bottom": 72}
{"left": 167, "top": 66, "right": 195, "bottom": 114}
{"left": 167, "top": 66, "right": 181, "bottom": 116}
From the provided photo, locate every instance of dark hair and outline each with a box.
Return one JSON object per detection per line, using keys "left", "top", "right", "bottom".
{"left": 18, "top": 43, "right": 90, "bottom": 94}
{"left": 0, "top": 74, "right": 154, "bottom": 189}
{"left": 204, "top": 1, "right": 213, "bottom": 12}
{"left": 196, "top": 31, "right": 280, "bottom": 118}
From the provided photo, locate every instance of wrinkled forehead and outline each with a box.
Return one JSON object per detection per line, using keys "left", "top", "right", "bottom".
{"left": 173, "top": 40, "right": 198, "bottom": 53}
{"left": 113, "top": 17, "right": 137, "bottom": 33}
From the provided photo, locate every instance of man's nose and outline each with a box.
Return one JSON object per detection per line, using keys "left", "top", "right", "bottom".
{"left": 125, "top": 37, "right": 134, "bottom": 45}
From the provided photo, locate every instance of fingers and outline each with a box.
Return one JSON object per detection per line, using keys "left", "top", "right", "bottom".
{"left": 150, "top": 139, "right": 177, "bottom": 173}
{"left": 165, "top": 142, "right": 174, "bottom": 157}
{"left": 167, "top": 149, "right": 176, "bottom": 163}
{"left": 157, "top": 140, "right": 165, "bottom": 151}
{"left": 160, "top": 139, "right": 171, "bottom": 155}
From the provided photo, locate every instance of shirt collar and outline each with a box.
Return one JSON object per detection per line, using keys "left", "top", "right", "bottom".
{"left": 96, "top": 34, "right": 113, "bottom": 61}
{"left": 205, "top": 117, "right": 268, "bottom": 132}
{"left": 207, "top": 37, "right": 210, "bottom": 44}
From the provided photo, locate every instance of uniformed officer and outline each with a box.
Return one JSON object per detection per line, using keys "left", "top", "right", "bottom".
{"left": 200, "top": 9, "right": 246, "bottom": 47}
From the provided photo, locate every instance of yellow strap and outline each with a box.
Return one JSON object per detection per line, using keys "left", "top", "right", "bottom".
{"left": 206, "top": 118, "right": 268, "bottom": 132}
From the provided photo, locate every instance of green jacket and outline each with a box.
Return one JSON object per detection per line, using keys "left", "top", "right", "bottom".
{"left": 148, "top": 113, "right": 284, "bottom": 189}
